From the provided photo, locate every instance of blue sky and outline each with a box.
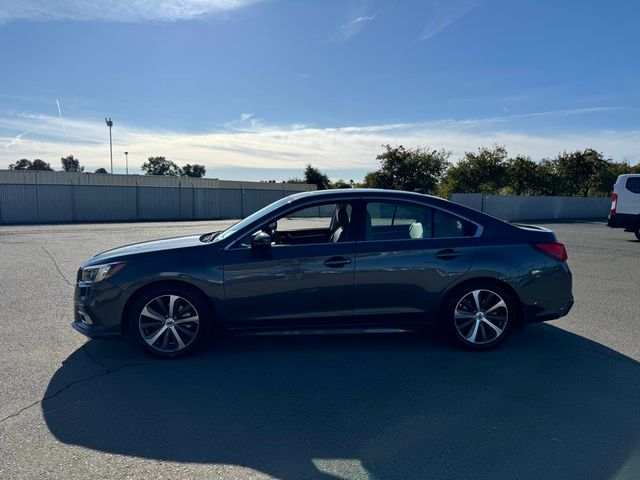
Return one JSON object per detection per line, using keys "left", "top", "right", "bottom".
{"left": 0, "top": 0, "right": 639, "bottom": 180}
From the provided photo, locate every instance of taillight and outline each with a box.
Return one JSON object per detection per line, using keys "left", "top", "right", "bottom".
{"left": 534, "top": 243, "right": 568, "bottom": 262}
{"left": 610, "top": 193, "right": 618, "bottom": 215}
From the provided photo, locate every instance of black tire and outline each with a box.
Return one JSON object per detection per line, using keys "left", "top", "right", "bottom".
{"left": 129, "top": 285, "right": 211, "bottom": 358}
{"left": 444, "top": 282, "right": 517, "bottom": 350}
{"left": 634, "top": 223, "right": 640, "bottom": 241}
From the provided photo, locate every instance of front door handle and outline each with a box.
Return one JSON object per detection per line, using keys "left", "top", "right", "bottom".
{"left": 325, "top": 256, "right": 352, "bottom": 268}
{"left": 435, "top": 249, "right": 462, "bottom": 260}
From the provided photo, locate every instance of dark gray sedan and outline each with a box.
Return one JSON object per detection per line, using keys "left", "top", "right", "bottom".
{"left": 73, "top": 189, "right": 573, "bottom": 357}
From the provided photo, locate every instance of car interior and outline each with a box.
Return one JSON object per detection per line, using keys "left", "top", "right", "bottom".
{"left": 239, "top": 200, "right": 477, "bottom": 248}
{"left": 365, "top": 202, "right": 477, "bottom": 240}
{"left": 238, "top": 203, "right": 353, "bottom": 247}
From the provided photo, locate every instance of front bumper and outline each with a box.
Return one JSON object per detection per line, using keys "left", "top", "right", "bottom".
{"left": 73, "top": 280, "right": 127, "bottom": 339}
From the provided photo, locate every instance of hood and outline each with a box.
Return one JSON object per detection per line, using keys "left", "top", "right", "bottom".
{"left": 85, "top": 234, "right": 205, "bottom": 266}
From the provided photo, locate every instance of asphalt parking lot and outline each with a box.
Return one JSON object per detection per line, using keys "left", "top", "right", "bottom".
{"left": 0, "top": 219, "right": 639, "bottom": 479}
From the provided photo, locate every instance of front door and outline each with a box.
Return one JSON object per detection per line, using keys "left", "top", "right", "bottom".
{"left": 222, "top": 202, "right": 356, "bottom": 327}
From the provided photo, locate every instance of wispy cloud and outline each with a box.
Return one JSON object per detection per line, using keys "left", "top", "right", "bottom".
{"left": 419, "top": 0, "right": 483, "bottom": 42}
{"left": 0, "top": 0, "right": 263, "bottom": 24}
{"left": 451, "top": 93, "right": 531, "bottom": 104}
{"left": 3, "top": 127, "right": 39, "bottom": 149}
{"left": 330, "top": 12, "right": 378, "bottom": 43}
{"left": 0, "top": 93, "right": 54, "bottom": 104}
{"left": 1, "top": 107, "right": 637, "bottom": 178}
{"left": 223, "top": 112, "right": 260, "bottom": 131}
{"left": 55, "top": 99, "right": 67, "bottom": 138}
{"left": 429, "top": 106, "right": 621, "bottom": 128}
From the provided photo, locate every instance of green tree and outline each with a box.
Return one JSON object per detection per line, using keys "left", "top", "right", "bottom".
{"left": 304, "top": 164, "right": 331, "bottom": 190}
{"left": 180, "top": 164, "right": 206, "bottom": 178}
{"left": 554, "top": 148, "right": 608, "bottom": 196}
{"left": 506, "top": 155, "right": 539, "bottom": 195}
{"left": 533, "top": 159, "right": 561, "bottom": 195}
{"left": 94, "top": 168, "right": 108, "bottom": 174}
{"left": 591, "top": 160, "right": 637, "bottom": 197}
{"left": 29, "top": 159, "right": 53, "bottom": 171}
{"left": 362, "top": 170, "right": 387, "bottom": 188}
{"left": 331, "top": 179, "right": 351, "bottom": 189}
{"left": 439, "top": 145, "right": 508, "bottom": 197}
{"left": 60, "top": 155, "right": 84, "bottom": 172}
{"left": 9, "top": 159, "right": 32, "bottom": 170}
{"left": 141, "top": 156, "right": 180, "bottom": 176}
{"left": 285, "top": 177, "right": 304, "bottom": 184}
{"left": 364, "top": 145, "right": 450, "bottom": 193}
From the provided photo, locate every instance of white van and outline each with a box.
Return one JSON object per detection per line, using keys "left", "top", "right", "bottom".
{"left": 608, "top": 174, "right": 640, "bottom": 240}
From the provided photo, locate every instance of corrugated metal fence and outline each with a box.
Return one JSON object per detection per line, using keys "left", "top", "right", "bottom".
{"left": 451, "top": 193, "right": 611, "bottom": 221}
{"left": 0, "top": 170, "right": 315, "bottom": 224}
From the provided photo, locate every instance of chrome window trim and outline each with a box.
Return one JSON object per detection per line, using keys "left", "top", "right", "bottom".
{"left": 227, "top": 241, "right": 357, "bottom": 251}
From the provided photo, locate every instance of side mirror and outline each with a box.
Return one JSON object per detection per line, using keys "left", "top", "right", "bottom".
{"left": 251, "top": 231, "right": 272, "bottom": 251}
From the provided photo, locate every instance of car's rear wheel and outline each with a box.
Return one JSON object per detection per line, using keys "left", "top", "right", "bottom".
{"left": 130, "top": 286, "right": 210, "bottom": 358}
{"left": 447, "top": 284, "right": 515, "bottom": 350}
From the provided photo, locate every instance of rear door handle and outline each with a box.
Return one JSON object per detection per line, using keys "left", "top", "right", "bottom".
{"left": 324, "top": 256, "right": 352, "bottom": 268}
{"left": 435, "top": 249, "right": 462, "bottom": 260}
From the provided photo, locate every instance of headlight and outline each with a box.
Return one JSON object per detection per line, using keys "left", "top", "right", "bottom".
{"left": 80, "top": 263, "right": 126, "bottom": 284}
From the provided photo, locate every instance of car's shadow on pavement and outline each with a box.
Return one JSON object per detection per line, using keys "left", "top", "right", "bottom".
{"left": 43, "top": 325, "right": 640, "bottom": 480}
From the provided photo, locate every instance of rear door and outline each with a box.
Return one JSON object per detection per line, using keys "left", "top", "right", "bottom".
{"left": 354, "top": 199, "right": 478, "bottom": 323}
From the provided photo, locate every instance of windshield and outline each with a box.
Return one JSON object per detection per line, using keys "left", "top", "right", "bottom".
{"left": 212, "top": 196, "right": 293, "bottom": 242}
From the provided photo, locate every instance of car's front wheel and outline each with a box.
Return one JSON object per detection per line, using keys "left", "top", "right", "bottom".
{"left": 446, "top": 284, "right": 515, "bottom": 350}
{"left": 634, "top": 223, "right": 640, "bottom": 241}
{"left": 130, "top": 285, "right": 210, "bottom": 358}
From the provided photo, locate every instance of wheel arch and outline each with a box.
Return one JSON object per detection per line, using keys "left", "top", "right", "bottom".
{"left": 438, "top": 276, "right": 525, "bottom": 329}
{"left": 120, "top": 279, "right": 217, "bottom": 337}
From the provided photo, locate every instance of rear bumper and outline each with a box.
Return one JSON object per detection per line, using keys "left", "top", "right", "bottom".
{"left": 520, "top": 261, "right": 574, "bottom": 325}
{"left": 607, "top": 213, "right": 637, "bottom": 230}
{"left": 524, "top": 294, "right": 574, "bottom": 324}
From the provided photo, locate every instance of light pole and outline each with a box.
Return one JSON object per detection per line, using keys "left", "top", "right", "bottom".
{"left": 124, "top": 151, "right": 129, "bottom": 175}
{"left": 105, "top": 117, "right": 113, "bottom": 173}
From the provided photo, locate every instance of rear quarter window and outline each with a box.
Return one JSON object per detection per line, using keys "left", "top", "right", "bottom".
{"left": 433, "top": 209, "right": 478, "bottom": 238}
{"left": 625, "top": 177, "right": 640, "bottom": 194}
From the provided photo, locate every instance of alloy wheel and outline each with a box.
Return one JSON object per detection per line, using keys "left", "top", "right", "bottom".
{"left": 453, "top": 289, "right": 509, "bottom": 345}
{"left": 138, "top": 294, "right": 200, "bottom": 354}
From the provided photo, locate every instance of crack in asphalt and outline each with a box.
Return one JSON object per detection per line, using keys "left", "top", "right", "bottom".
{"left": 80, "top": 343, "right": 111, "bottom": 370}
{"left": 1, "top": 326, "right": 636, "bottom": 426}
{"left": 41, "top": 245, "right": 74, "bottom": 287}
{"left": 0, "top": 347, "right": 156, "bottom": 425}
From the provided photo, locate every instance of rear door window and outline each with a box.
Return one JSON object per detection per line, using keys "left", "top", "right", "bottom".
{"left": 625, "top": 177, "right": 640, "bottom": 194}
{"left": 365, "top": 201, "right": 477, "bottom": 240}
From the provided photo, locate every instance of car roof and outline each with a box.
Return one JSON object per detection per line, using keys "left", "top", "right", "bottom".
{"left": 617, "top": 173, "right": 640, "bottom": 179}
{"left": 285, "top": 187, "right": 499, "bottom": 227}
{"left": 288, "top": 188, "right": 442, "bottom": 202}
